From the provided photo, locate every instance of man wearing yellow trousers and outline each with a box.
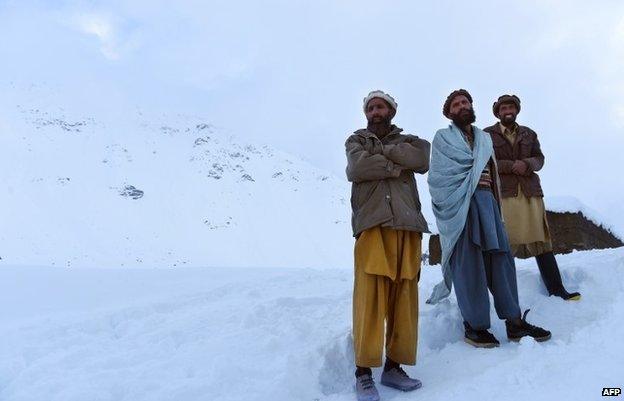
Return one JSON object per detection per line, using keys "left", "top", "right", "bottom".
{"left": 345, "top": 90, "right": 430, "bottom": 401}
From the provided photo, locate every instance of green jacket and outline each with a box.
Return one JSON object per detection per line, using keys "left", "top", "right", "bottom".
{"left": 345, "top": 126, "right": 430, "bottom": 237}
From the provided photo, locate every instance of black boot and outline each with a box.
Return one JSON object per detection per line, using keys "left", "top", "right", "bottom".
{"left": 463, "top": 322, "right": 500, "bottom": 348}
{"left": 535, "top": 252, "right": 581, "bottom": 301}
{"left": 383, "top": 358, "right": 400, "bottom": 372}
{"left": 506, "top": 309, "right": 551, "bottom": 342}
{"left": 355, "top": 366, "right": 372, "bottom": 378}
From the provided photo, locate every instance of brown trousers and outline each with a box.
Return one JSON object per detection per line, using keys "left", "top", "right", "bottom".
{"left": 352, "top": 226, "right": 421, "bottom": 367}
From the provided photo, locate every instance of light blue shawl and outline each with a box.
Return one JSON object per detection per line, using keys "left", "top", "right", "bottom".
{"left": 426, "top": 123, "right": 494, "bottom": 304}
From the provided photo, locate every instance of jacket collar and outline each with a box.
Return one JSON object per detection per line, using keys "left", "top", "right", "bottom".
{"left": 354, "top": 125, "right": 403, "bottom": 139}
{"left": 486, "top": 122, "right": 503, "bottom": 135}
{"left": 487, "top": 122, "right": 524, "bottom": 136}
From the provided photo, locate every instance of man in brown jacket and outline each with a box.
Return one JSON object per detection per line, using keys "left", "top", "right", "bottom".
{"left": 346, "top": 90, "right": 429, "bottom": 401}
{"left": 484, "top": 94, "right": 581, "bottom": 301}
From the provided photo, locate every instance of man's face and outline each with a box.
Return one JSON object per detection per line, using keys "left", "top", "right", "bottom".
{"left": 365, "top": 98, "right": 394, "bottom": 125}
{"left": 498, "top": 102, "right": 518, "bottom": 125}
{"left": 449, "top": 95, "right": 476, "bottom": 126}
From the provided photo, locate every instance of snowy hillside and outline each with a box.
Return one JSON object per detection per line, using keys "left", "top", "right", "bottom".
{"left": 0, "top": 84, "right": 353, "bottom": 269}
{"left": 0, "top": 248, "right": 622, "bottom": 401}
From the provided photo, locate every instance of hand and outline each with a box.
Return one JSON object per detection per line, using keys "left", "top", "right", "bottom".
{"left": 383, "top": 144, "right": 398, "bottom": 158}
{"left": 512, "top": 160, "right": 528, "bottom": 175}
{"left": 384, "top": 143, "right": 412, "bottom": 163}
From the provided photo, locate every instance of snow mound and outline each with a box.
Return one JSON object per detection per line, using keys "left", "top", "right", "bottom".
{"left": 1, "top": 248, "right": 622, "bottom": 401}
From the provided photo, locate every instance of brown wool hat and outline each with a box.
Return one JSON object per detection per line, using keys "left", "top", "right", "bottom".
{"left": 492, "top": 94, "right": 521, "bottom": 118}
{"left": 443, "top": 89, "right": 473, "bottom": 118}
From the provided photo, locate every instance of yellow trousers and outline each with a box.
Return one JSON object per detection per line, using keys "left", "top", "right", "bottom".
{"left": 352, "top": 226, "right": 421, "bottom": 367}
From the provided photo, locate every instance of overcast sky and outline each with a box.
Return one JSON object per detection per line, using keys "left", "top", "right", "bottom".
{"left": 1, "top": 0, "right": 623, "bottom": 217}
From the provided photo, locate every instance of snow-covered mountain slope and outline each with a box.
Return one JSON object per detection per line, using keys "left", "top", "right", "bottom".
{"left": 0, "top": 85, "right": 353, "bottom": 268}
{"left": 0, "top": 248, "right": 622, "bottom": 401}
{"left": 4, "top": 84, "right": 620, "bottom": 270}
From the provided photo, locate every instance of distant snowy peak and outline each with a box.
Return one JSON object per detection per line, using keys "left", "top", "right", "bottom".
{"left": 190, "top": 128, "right": 333, "bottom": 186}
{"left": 17, "top": 105, "right": 95, "bottom": 133}
{"left": 15, "top": 99, "right": 343, "bottom": 191}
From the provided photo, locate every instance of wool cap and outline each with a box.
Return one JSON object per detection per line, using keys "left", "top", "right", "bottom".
{"left": 443, "top": 89, "right": 473, "bottom": 118}
{"left": 363, "top": 90, "right": 397, "bottom": 112}
{"left": 492, "top": 94, "right": 521, "bottom": 118}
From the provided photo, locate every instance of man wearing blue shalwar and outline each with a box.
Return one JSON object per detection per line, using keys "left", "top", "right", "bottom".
{"left": 427, "top": 89, "right": 551, "bottom": 347}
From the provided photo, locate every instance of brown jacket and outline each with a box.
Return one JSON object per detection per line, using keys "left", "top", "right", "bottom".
{"left": 483, "top": 123, "right": 544, "bottom": 198}
{"left": 345, "top": 126, "right": 430, "bottom": 237}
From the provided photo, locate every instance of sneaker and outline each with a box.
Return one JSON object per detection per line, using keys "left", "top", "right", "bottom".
{"left": 355, "top": 373, "right": 380, "bottom": 401}
{"left": 506, "top": 309, "right": 551, "bottom": 342}
{"left": 380, "top": 366, "right": 422, "bottom": 392}
{"left": 463, "top": 321, "right": 500, "bottom": 348}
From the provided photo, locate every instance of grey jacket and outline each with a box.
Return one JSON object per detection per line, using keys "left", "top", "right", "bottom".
{"left": 345, "top": 126, "right": 430, "bottom": 237}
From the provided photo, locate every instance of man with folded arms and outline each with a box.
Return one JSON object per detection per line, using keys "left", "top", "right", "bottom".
{"left": 346, "top": 90, "right": 429, "bottom": 401}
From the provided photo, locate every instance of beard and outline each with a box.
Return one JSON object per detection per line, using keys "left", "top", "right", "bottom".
{"left": 451, "top": 108, "right": 476, "bottom": 127}
{"left": 367, "top": 114, "right": 393, "bottom": 136}
{"left": 367, "top": 114, "right": 392, "bottom": 126}
{"left": 500, "top": 112, "right": 516, "bottom": 125}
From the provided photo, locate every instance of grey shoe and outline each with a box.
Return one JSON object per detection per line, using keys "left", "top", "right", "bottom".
{"left": 355, "top": 374, "right": 380, "bottom": 401}
{"left": 380, "top": 367, "right": 422, "bottom": 391}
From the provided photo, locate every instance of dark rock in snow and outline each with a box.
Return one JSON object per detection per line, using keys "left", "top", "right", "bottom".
{"left": 119, "top": 185, "right": 144, "bottom": 200}
{"left": 427, "top": 210, "right": 623, "bottom": 265}
{"left": 428, "top": 235, "right": 443, "bottom": 265}
{"left": 194, "top": 137, "right": 209, "bottom": 146}
{"left": 546, "top": 211, "right": 623, "bottom": 255}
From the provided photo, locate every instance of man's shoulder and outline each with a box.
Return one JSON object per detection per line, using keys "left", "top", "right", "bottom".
{"left": 397, "top": 132, "right": 421, "bottom": 141}
{"left": 517, "top": 124, "right": 538, "bottom": 136}
{"left": 346, "top": 129, "right": 367, "bottom": 141}
{"left": 483, "top": 123, "right": 499, "bottom": 134}
{"left": 433, "top": 125, "right": 455, "bottom": 139}
{"left": 429, "top": 127, "right": 456, "bottom": 148}
{"left": 435, "top": 125, "right": 453, "bottom": 135}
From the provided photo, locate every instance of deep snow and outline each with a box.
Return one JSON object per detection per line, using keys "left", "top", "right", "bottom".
{"left": 1, "top": 248, "right": 622, "bottom": 401}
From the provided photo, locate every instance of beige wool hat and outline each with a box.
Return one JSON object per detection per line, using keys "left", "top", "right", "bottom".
{"left": 363, "top": 90, "right": 398, "bottom": 112}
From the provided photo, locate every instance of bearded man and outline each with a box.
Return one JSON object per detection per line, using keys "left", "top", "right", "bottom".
{"left": 427, "top": 89, "right": 551, "bottom": 348}
{"left": 484, "top": 94, "right": 581, "bottom": 301}
{"left": 346, "top": 90, "right": 429, "bottom": 401}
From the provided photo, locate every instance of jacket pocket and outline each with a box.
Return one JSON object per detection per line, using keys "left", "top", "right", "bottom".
{"left": 518, "top": 137, "right": 533, "bottom": 159}
{"left": 499, "top": 173, "right": 517, "bottom": 194}
{"left": 409, "top": 178, "right": 422, "bottom": 210}
{"left": 492, "top": 136, "right": 511, "bottom": 160}
{"left": 492, "top": 135, "right": 508, "bottom": 148}
{"left": 354, "top": 182, "right": 377, "bottom": 209}
{"left": 392, "top": 176, "right": 420, "bottom": 213}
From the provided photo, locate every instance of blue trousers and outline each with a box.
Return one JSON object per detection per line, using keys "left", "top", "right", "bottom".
{"left": 450, "top": 189, "right": 521, "bottom": 330}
